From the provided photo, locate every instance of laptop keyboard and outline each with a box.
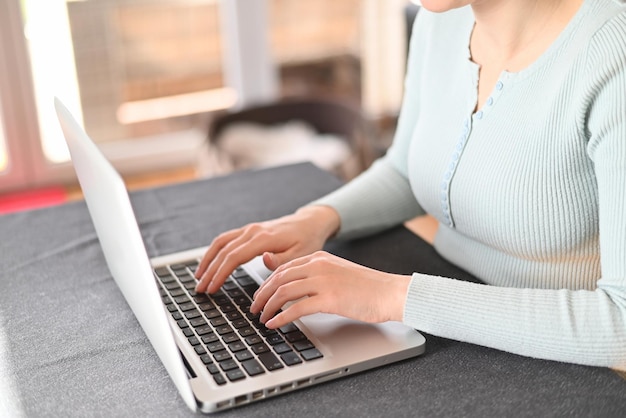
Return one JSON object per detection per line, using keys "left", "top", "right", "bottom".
{"left": 154, "top": 260, "right": 323, "bottom": 386}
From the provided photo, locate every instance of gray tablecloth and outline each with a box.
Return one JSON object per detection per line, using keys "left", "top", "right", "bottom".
{"left": 1, "top": 163, "right": 624, "bottom": 417}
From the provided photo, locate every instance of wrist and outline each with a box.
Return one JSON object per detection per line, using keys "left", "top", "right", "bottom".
{"left": 391, "top": 274, "right": 412, "bottom": 322}
{"left": 296, "top": 205, "right": 341, "bottom": 241}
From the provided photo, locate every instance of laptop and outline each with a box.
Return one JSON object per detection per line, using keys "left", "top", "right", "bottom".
{"left": 54, "top": 97, "right": 426, "bottom": 413}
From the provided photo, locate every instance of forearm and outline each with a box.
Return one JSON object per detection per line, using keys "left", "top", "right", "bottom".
{"left": 310, "top": 158, "right": 425, "bottom": 240}
{"left": 403, "top": 273, "right": 626, "bottom": 368}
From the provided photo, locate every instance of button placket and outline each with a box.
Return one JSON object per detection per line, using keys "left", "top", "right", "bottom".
{"left": 440, "top": 118, "right": 471, "bottom": 228}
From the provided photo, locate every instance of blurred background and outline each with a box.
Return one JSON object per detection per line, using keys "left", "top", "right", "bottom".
{"left": 0, "top": 0, "right": 421, "bottom": 213}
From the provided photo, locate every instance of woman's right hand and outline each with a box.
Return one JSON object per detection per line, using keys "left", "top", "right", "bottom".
{"left": 194, "top": 205, "right": 340, "bottom": 294}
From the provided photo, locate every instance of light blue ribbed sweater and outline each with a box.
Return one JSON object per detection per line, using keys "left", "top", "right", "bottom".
{"left": 313, "top": 0, "right": 626, "bottom": 368}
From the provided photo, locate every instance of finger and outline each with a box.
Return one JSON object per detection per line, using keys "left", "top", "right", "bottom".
{"left": 195, "top": 229, "right": 242, "bottom": 278}
{"left": 261, "top": 244, "right": 310, "bottom": 271}
{"left": 254, "top": 254, "right": 314, "bottom": 298}
{"left": 265, "top": 296, "right": 325, "bottom": 329}
{"left": 197, "top": 228, "right": 295, "bottom": 293}
{"left": 254, "top": 271, "right": 319, "bottom": 320}
{"left": 195, "top": 225, "right": 269, "bottom": 292}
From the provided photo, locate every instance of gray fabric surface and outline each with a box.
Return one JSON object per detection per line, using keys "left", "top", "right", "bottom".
{"left": 0, "top": 163, "right": 624, "bottom": 417}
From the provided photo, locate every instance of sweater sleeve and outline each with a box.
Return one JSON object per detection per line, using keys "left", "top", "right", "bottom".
{"left": 310, "top": 14, "right": 427, "bottom": 240}
{"left": 403, "top": 16, "right": 626, "bottom": 369}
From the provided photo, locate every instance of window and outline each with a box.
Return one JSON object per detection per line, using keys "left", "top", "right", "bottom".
{"left": 1, "top": 0, "right": 232, "bottom": 192}
{"left": 1, "top": 0, "right": 407, "bottom": 193}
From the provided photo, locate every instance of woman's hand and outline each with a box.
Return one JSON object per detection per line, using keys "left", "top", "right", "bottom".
{"left": 195, "top": 205, "right": 340, "bottom": 294}
{"left": 250, "top": 251, "right": 411, "bottom": 329}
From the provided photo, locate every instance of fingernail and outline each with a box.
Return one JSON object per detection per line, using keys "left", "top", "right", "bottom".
{"left": 265, "top": 317, "right": 276, "bottom": 328}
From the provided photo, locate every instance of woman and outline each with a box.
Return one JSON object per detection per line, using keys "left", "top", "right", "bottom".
{"left": 195, "top": 0, "right": 626, "bottom": 368}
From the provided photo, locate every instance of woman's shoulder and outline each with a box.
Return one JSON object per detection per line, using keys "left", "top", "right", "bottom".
{"left": 584, "top": 2, "right": 626, "bottom": 65}
{"left": 586, "top": 0, "right": 626, "bottom": 38}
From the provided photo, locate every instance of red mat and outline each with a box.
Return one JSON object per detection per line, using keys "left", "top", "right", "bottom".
{"left": 0, "top": 187, "right": 68, "bottom": 214}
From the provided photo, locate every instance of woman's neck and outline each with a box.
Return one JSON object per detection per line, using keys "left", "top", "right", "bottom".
{"left": 470, "top": 0, "right": 582, "bottom": 71}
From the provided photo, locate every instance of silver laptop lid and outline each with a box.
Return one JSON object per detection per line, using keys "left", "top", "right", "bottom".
{"left": 54, "top": 97, "right": 197, "bottom": 411}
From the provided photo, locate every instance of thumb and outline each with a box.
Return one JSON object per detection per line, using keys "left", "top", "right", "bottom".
{"left": 262, "top": 251, "right": 287, "bottom": 270}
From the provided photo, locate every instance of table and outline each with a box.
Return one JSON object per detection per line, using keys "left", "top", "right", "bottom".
{"left": 1, "top": 163, "right": 624, "bottom": 417}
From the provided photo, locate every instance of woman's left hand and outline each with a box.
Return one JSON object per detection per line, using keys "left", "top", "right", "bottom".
{"left": 250, "top": 251, "right": 412, "bottom": 329}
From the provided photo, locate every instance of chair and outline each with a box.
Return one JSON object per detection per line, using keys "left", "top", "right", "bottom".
{"left": 204, "top": 97, "right": 378, "bottom": 180}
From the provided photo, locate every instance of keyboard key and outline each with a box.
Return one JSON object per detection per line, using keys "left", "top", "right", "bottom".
{"left": 231, "top": 318, "right": 250, "bottom": 329}
{"left": 300, "top": 348, "right": 323, "bottom": 361}
{"left": 258, "top": 326, "right": 277, "bottom": 338}
{"left": 170, "top": 263, "right": 187, "bottom": 271}
{"left": 285, "top": 331, "right": 306, "bottom": 343}
{"left": 258, "top": 352, "right": 284, "bottom": 371}
{"left": 184, "top": 310, "right": 201, "bottom": 320}
{"left": 174, "top": 296, "right": 190, "bottom": 304}
{"left": 219, "top": 359, "right": 239, "bottom": 371}
{"left": 201, "top": 334, "right": 219, "bottom": 344}
{"left": 226, "top": 368, "right": 246, "bottom": 382}
{"left": 242, "top": 285, "right": 257, "bottom": 298}
{"left": 215, "top": 324, "right": 233, "bottom": 335}
{"left": 231, "top": 295, "right": 251, "bottom": 306}
{"left": 251, "top": 343, "right": 270, "bottom": 355}
{"left": 189, "top": 318, "right": 208, "bottom": 329}
{"left": 207, "top": 342, "right": 225, "bottom": 353}
{"left": 188, "top": 336, "right": 200, "bottom": 346}
{"left": 207, "top": 364, "right": 220, "bottom": 374}
{"left": 220, "top": 303, "right": 237, "bottom": 313}
{"left": 222, "top": 333, "right": 239, "bottom": 344}
{"left": 235, "top": 349, "right": 254, "bottom": 362}
{"left": 278, "top": 323, "right": 298, "bottom": 334}
{"left": 200, "top": 354, "right": 213, "bottom": 365}
{"left": 214, "top": 350, "right": 232, "bottom": 362}
{"left": 178, "top": 274, "right": 195, "bottom": 283}
{"left": 182, "top": 328, "right": 194, "bottom": 338}
{"left": 194, "top": 346, "right": 207, "bottom": 355}
{"left": 238, "top": 327, "right": 257, "bottom": 338}
{"left": 213, "top": 373, "right": 227, "bottom": 385}
{"left": 234, "top": 275, "right": 256, "bottom": 287}
{"left": 165, "top": 282, "right": 182, "bottom": 291}
{"left": 204, "top": 309, "right": 221, "bottom": 320}
{"left": 213, "top": 295, "right": 230, "bottom": 306}
{"left": 222, "top": 281, "right": 239, "bottom": 291}
{"left": 231, "top": 267, "right": 248, "bottom": 279}
{"left": 293, "top": 340, "right": 314, "bottom": 352}
{"left": 273, "top": 343, "right": 292, "bottom": 354}
{"left": 246, "top": 311, "right": 261, "bottom": 321}
{"left": 225, "top": 311, "right": 243, "bottom": 321}
{"left": 241, "top": 359, "right": 265, "bottom": 376}
{"left": 228, "top": 341, "right": 246, "bottom": 352}
{"left": 154, "top": 267, "right": 171, "bottom": 277}
{"left": 210, "top": 317, "right": 227, "bottom": 327}
{"left": 266, "top": 334, "right": 285, "bottom": 346}
{"left": 281, "top": 351, "right": 303, "bottom": 366}
{"left": 225, "top": 288, "right": 245, "bottom": 298}
{"left": 197, "top": 302, "right": 215, "bottom": 311}
{"left": 245, "top": 335, "right": 263, "bottom": 346}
